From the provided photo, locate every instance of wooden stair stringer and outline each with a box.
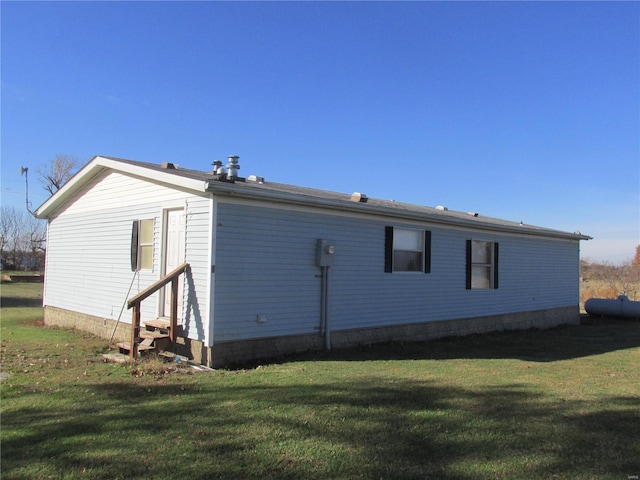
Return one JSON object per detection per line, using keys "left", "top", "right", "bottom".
{"left": 117, "top": 319, "right": 179, "bottom": 358}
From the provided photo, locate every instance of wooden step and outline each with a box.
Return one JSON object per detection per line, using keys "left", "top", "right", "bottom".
{"left": 144, "top": 319, "right": 171, "bottom": 330}
{"left": 116, "top": 341, "right": 155, "bottom": 353}
{"left": 102, "top": 352, "right": 130, "bottom": 363}
{"left": 140, "top": 329, "right": 171, "bottom": 351}
{"left": 139, "top": 329, "right": 170, "bottom": 340}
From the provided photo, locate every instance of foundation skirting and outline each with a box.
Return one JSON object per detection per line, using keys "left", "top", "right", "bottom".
{"left": 207, "top": 306, "right": 579, "bottom": 367}
{"left": 44, "top": 305, "right": 579, "bottom": 368}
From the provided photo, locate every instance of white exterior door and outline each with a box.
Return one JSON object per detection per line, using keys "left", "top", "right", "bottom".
{"left": 163, "top": 209, "right": 185, "bottom": 322}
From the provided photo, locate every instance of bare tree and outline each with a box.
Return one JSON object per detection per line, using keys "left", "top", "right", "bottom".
{"left": 0, "top": 206, "right": 46, "bottom": 270}
{"left": 588, "top": 259, "right": 640, "bottom": 300}
{"left": 632, "top": 245, "right": 640, "bottom": 268}
{"left": 23, "top": 213, "right": 46, "bottom": 256}
{"left": 37, "top": 154, "right": 79, "bottom": 196}
{"left": 0, "top": 206, "right": 20, "bottom": 265}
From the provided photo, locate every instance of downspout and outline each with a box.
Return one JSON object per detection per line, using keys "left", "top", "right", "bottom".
{"left": 325, "top": 266, "right": 331, "bottom": 350}
{"left": 320, "top": 265, "right": 331, "bottom": 350}
{"left": 316, "top": 239, "right": 336, "bottom": 351}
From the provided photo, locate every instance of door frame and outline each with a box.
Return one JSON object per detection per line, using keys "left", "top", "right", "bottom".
{"left": 159, "top": 207, "right": 186, "bottom": 321}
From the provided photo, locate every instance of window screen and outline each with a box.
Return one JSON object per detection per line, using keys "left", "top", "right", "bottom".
{"left": 466, "top": 240, "right": 499, "bottom": 289}
{"left": 131, "top": 219, "right": 154, "bottom": 271}
{"left": 385, "top": 227, "right": 431, "bottom": 273}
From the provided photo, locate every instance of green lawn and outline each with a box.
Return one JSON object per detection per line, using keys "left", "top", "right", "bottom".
{"left": 1, "top": 282, "right": 639, "bottom": 480}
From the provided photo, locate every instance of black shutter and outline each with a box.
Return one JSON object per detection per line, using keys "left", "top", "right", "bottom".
{"left": 465, "top": 240, "right": 472, "bottom": 289}
{"left": 493, "top": 242, "right": 499, "bottom": 289}
{"left": 384, "top": 226, "right": 394, "bottom": 273}
{"left": 131, "top": 220, "right": 139, "bottom": 272}
{"left": 424, "top": 231, "right": 431, "bottom": 274}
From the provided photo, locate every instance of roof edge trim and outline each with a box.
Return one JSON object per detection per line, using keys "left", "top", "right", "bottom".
{"left": 206, "top": 183, "right": 591, "bottom": 241}
{"left": 36, "top": 156, "right": 209, "bottom": 218}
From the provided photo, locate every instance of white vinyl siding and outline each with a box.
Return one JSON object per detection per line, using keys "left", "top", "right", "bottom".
{"left": 41, "top": 166, "right": 582, "bottom": 351}
{"left": 42, "top": 170, "right": 212, "bottom": 343}
{"left": 212, "top": 199, "right": 580, "bottom": 342}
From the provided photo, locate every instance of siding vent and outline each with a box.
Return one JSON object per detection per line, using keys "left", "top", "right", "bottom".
{"left": 350, "top": 192, "right": 368, "bottom": 203}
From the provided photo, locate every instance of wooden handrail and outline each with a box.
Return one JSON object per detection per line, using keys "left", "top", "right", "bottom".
{"left": 127, "top": 262, "right": 189, "bottom": 360}
{"left": 127, "top": 262, "right": 189, "bottom": 309}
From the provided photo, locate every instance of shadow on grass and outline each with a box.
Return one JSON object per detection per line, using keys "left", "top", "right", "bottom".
{"left": 0, "top": 283, "right": 43, "bottom": 309}
{"left": 271, "top": 319, "right": 640, "bottom": 366}
{"left": 0, "top": 294, "right": 43, "bottom": 309}
{"left": 2, "top": 379, "right": 638, "bottom": 479}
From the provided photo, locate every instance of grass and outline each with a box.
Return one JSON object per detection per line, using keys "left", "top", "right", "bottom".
{"left": 1, "top": 283, "right": 639, "bottom": 480}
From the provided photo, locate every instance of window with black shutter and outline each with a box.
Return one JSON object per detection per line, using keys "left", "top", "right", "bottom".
{"left": 466, "top": 240, "right": 499, "bottom": 289}
{"left": 130, "top": 219, "right": 154, "bottom": 271}
{"left": 385, "top": 227, "right": 431, "bottom": 273}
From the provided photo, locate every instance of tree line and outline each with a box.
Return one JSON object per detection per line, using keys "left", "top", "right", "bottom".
{"left": 1, "top": 155, "right": 79, "bottom": 271}
{"left": 580, "top": 245, "right": 640, "bottom": 302}
{"left": 0, "top": 206, "right": 46, "bottom": 270}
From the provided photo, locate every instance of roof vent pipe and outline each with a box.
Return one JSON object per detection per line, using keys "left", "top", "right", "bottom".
{"left": 212, "top": 160, "right": 224, "bottom": 175}
{"left": 227, "top": 155, "right": 240, "bottom": 180}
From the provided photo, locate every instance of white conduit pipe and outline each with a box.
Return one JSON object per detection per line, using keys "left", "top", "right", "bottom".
{"left": 320, "top": 265, "right": 332, "bottom": 350}
{"left": 325, "top": 266, "right": 331, "bottom": 350}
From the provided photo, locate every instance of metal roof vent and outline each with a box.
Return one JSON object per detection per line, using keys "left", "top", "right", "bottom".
{"left": 436, "top": 205, "right": 448, "bottom": 211}
{"left": 212, "top": 160, "right": 226, "bottom": 175}
{"left": 161, "top": 162, "right": 177, "bottom": 169}
{"left": 227, "top": 155, "right": 240, "bottom": 180}
{"left": 247, "top": 175, "right": 265, "bottom": 184}
{"left": 350, "top": 192, "right": 368, "bottom": 203}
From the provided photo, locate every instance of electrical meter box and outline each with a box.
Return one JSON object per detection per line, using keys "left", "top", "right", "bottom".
{"left": 316, "top": 239, "right": 336, "bottom": 267}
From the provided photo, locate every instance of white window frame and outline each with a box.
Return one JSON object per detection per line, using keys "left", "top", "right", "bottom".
{"left": 137, "top": 219, "right": 155, "bottom": 271}
{"left": 385, "top": 227, "right": 431, "bottom": 274}
{"left": 467, "top": 240, "right": 498, "bottom": 290}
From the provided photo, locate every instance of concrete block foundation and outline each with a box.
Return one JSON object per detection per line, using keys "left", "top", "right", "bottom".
{"left": 44, "top": 305, "right": 579, "bottom": 368}
{"left": 207, "top": 306, "right": 578, "bottom": 367}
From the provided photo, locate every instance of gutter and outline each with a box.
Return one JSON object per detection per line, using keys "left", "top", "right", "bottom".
{"left": 205, "top": 182, "right": 591, "bottom": 242}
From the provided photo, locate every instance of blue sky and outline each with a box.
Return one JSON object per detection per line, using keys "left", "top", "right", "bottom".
{"left": 2, "top": 1, "right": 638, "bottom": 263}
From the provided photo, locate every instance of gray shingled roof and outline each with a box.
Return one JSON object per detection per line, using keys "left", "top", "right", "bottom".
{"left": 102, "top": 156, "right": 590, "bottom": 241}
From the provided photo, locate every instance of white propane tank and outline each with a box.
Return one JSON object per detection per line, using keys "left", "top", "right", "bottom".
{"left": 584, "top": 295, "right": 640, "bottom": 319}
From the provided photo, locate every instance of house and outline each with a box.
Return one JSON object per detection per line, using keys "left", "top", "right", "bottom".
{"left": 36, "top": 155, "right": 591, "bottom": 366}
